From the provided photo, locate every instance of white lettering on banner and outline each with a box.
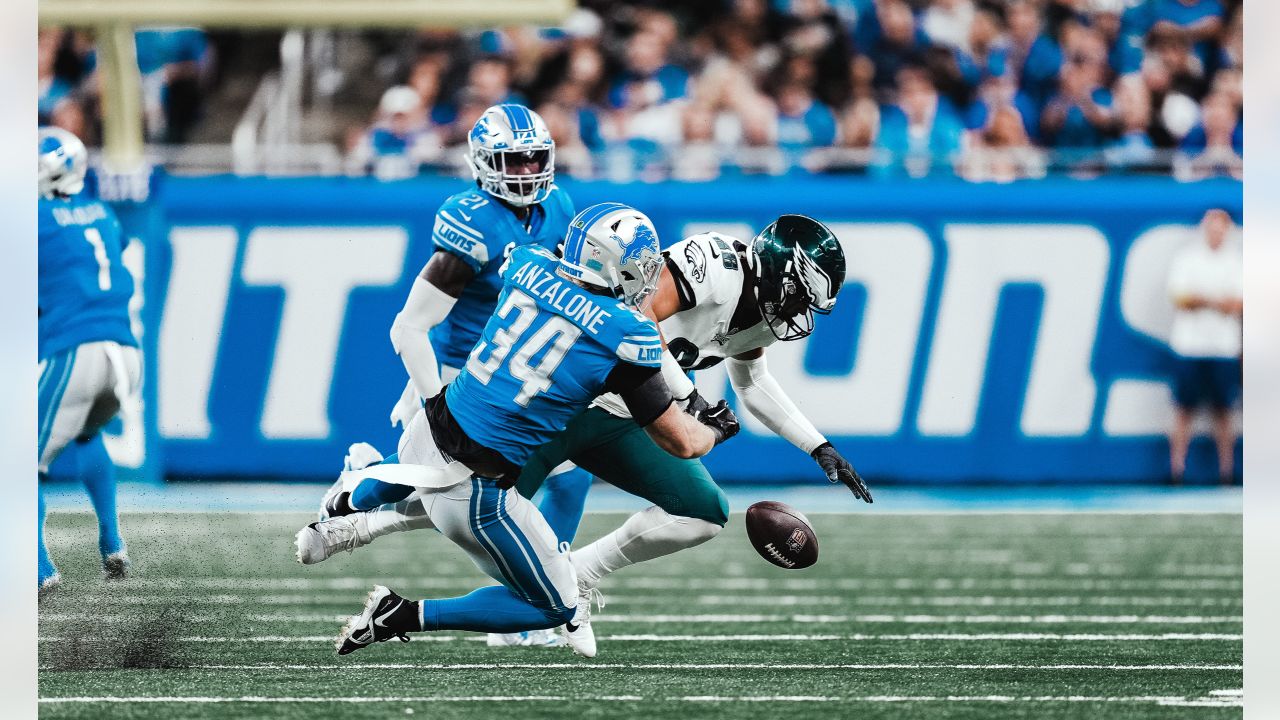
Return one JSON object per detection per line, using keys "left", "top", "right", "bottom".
{"left": 682, "top": 222, "right": 754, "bottom": 244}
{"left": 739, "top": 224, "right": 933, "bottom": 436}
{"left": 1103, "top": 225, "right": 1187, "bottom": 436}
{"left": 1103, "top": 225, "right": 1243, "bottom": 436}
{"left": 159, "top": 227, "right": 238, "bottom": 439}
{"left": 917, "top": 225, "right": 1108, "bottom": 437}
{"left": 241, "top": 227, "right": 407, "bottom": 439}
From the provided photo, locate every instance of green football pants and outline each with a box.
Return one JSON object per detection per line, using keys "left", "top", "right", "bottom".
{"left": 516, "top": 407, "right": 730, "bottom": 527}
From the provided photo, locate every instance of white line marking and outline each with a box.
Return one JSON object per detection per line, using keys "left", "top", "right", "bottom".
{"left": 39, "top": 613, "right": 1244, "bottom": 625}
{"left": 38, "top": 694, "right": 1243, "bottom": 706}
{"left": 110, "top": 576, "right": 1242, "bottom": 592}
{"left": 39, "top": 633, "right": 1242, "bottom": 643}
{"left": 594, "top": 614, "right": 1243, "bottom": 624}
{"left": 147, "top": 663, "right": 1246, "bottom": 672}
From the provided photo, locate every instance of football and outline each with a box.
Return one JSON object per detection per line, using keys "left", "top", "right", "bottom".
{"left": 744, "top": 500, "right": 819, "bottom": 569}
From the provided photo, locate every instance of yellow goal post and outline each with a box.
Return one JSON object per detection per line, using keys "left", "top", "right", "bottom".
{"left": 38, "top": 0, "right": 576, "bottom": 171}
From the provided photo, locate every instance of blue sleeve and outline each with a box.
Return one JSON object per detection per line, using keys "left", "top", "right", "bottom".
{"left": 431, "top": 195, "right": 491, "bottom": 273}
{"left": 614, "top": 316, "right": 663, "bottom": 368}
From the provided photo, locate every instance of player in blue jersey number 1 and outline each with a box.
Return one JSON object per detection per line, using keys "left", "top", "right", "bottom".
{"left": 37, "top": 127, "right": 142, "bottom": 593}
{"left": 313, "top": 204, "right": 741, "bottom": 658}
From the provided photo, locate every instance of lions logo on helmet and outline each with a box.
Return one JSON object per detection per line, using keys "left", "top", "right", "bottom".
{"left": 39, "top": 126, "right": 89, "bottom": 199}
{"left": 560, "top": 202, "right": 663, "bottom": 309}
{"left": 465, "top": 104, "right": 555, "bottom": 207}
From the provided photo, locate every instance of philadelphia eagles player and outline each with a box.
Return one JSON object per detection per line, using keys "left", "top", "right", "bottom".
{"left": 301, "top": 216, "right": 870, "bottom": 645}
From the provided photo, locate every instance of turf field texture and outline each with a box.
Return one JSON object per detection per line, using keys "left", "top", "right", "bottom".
{"left": 38, "top": 510, "right": 1242, "bottom": 719}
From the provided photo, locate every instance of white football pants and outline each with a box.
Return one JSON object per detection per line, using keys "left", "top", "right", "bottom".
{"left": 38, "top": 341, "right": 141, "bottom": 473}
{"left": 388, "top": 407, "right": 579, "bottom": 623}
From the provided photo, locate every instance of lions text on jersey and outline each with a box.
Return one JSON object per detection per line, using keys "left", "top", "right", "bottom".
{"left": 38, "top": 193, "right": 137, "bottom": 360}
{"left": 446, "top": 245, "right": 663, "bottom": 466}
{"left": 427, "top": 185, "right": 576, "bottom": 369}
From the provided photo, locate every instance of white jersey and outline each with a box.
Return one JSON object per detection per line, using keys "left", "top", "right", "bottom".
{"left": 594, "top": 232, "right": 780, "bottom": 418}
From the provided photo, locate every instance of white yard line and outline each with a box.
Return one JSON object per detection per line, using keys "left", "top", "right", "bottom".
{"left": 112, "top": 576, "right": 1242, "bottom": 592}
{"left": 37, "top": 632, "right": 1243, "bottom": 643}
{"left": 38, "top": 613, "right": 1243, "bottom": 624}
{"left": 39, "top": 693, "right": 1243, "bottom": 706}
{"left": 144, "top": 662, "right": 1246, "bottom": 671}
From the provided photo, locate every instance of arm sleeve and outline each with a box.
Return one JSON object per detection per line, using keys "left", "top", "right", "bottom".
{"left": 606, "top": 362, "right": 673, "bottom": 427}
{"left": 660, "top": 350, "right": 696, "bottom": 400}
{"left": 390, "top": 277, "right": 457, "bottom": 400}
{"left": 431, "top": 200, "right": 490, "bottom": 273}
{"left": 614, "top": 316, "right": 665, "bottom": 368}
{"left": 726, "top": 353, "right": 827, "bottom": 455}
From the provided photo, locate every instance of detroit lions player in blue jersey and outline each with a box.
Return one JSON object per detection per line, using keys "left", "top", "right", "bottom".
{"left": 378, "top": 103, "right": 591, "bottom": 646}
{"left": 310, "top": 204, "right": 740, "bottom": 658}
{"left": 37, "top": 127, "right": 142, "bottom": 592}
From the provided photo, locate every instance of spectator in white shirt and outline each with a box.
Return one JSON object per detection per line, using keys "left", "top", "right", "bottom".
{"left": 1165, "top": 208, "right": 1242, "bottom": 485}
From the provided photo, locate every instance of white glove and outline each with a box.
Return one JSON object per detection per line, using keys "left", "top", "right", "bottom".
{"left": 389, "top": 378, "right": 423, "bottom": 429}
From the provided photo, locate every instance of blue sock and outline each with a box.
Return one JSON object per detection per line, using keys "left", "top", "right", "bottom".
{"left": 350, "top": 477, "right": 414, "bottom": 511}
{"left": 420, "top": 586, "right": 560, "bottom": 633}
{"left": 537, "top": 467, "right": 592, "bottom": 544}
{"left": 76, "top": 434, "right": 124, "bottom": 557}
{"left": 38, "top": 480, "right": 57, "bottom": 583}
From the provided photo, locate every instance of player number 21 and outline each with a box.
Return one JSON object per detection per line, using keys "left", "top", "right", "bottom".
{"left": 466, "top": 290, "right": 582, "bottom": 406}
{"left": 83, "top": 227, "right": 112, "bottom": 291}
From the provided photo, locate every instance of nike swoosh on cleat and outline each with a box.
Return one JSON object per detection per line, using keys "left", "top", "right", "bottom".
{"left": 373, "top": 600, "right": 403, "bottom": 628}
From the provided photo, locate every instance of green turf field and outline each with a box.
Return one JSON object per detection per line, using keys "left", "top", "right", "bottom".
{"left": 38, "top": 510, "right": 1242, "bottom": 719}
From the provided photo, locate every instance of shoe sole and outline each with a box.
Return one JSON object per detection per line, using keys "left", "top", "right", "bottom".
{"left": 335, "top": 585, "right": 389, "bottom": 655}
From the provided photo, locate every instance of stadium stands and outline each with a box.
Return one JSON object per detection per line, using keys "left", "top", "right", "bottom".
{"left": 39, "top": 0, "right": 1243, "bottom": 180}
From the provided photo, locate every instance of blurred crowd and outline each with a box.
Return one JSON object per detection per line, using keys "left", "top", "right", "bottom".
{"left": 40, "top": 0, "right": 1243, "bottom": 183}
{"left": 39, "top": 26, "right": 212, "bottom": 145}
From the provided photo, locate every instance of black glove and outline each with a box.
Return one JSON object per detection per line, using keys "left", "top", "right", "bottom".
{"left": 694, "top": 399, "right": 741, "bottom": 445}
{"left": 812, "top": 442, "right": 873, "bottom": 503}
{"left": 683, "top": 389, "right": 711, "bottom": 417}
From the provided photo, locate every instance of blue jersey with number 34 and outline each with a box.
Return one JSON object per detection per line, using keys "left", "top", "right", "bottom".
{"left": 38, "top": 195, "right": 137, "bottom": 360}
{"left": 446, "top": 245, "right": 663, "bottom": 467}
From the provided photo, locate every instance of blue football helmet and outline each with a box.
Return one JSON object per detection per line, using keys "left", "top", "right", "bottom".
{"left": 39, "top": 126, "right": 88, "bottom": 199}
{"left": 560, "top": 202, "right": 663, "bottom": 310}
{"left": 465, "top": 103, "right": 555, "bottom": 207}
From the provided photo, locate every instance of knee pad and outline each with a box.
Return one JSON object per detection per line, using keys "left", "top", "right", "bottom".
{"left": 679, "top": 486, "right": 729, "bottom": 528}
{"left": 682, "top": 516, "right": 724, "bottom": 545}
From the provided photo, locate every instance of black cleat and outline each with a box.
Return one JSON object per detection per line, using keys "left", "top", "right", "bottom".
{"left": 335, "top": 585, "right": 416, "bottom": 656}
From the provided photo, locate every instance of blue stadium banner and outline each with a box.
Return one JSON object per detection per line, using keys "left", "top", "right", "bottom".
{"left": 149, "top": 175, "right": 1242, "bottom": 484}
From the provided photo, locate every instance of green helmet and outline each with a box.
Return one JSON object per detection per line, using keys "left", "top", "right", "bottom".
{"left": 749, "top": 214, "right": 846, "bottom": 341}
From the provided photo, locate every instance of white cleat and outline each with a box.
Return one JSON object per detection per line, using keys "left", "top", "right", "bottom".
{"left": 561, "top": 584, "right": 604, "bottom": 658}
{"left": 39, "top": 573, "right": 62, "bottom": 598}
{"left": 486, "top": 629, "right": 568, "bottom": 648}
{"left": 295, "top": 513, "right": 373, "bottom": 565}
